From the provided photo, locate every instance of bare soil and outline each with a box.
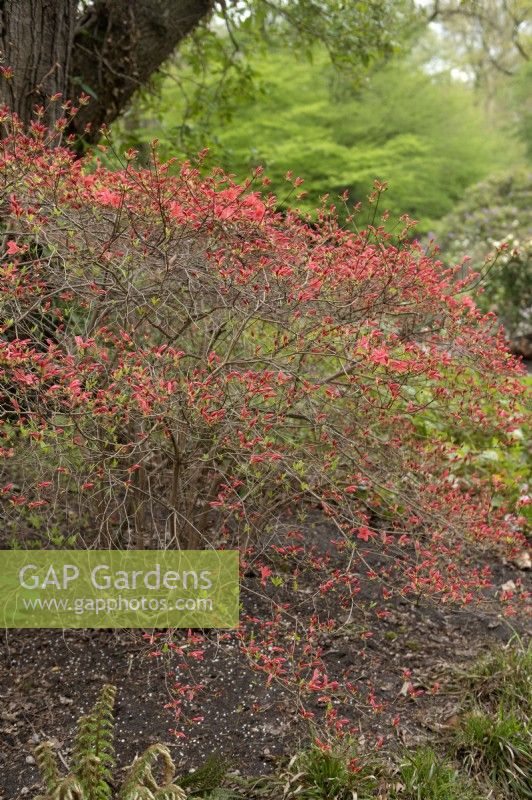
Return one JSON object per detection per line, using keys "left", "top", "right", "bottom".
{"left": 0, "top": 526, "right": 530, "bottom": 799}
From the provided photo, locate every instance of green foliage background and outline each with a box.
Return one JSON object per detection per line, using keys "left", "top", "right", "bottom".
{"left": 115, "top": 48, "right": 523, "bottom": 234}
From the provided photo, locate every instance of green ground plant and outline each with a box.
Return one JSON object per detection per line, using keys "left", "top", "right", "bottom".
{"left": 278, "top": 744, "right": 381, "bottom": 799}
{"left": 447, "top": 642, "right": 532, "bottom": 799}
{"left": 33, "top": 684, "right": 227, "bottom": 800}
{"left": 454, "top": 711, "right": 532, "bottom": 799}
{"left": 394, "top": 747, "right": 481, "bottom": 800}
{"left": 460, "top": 641, "right": 532, "bottom": 720}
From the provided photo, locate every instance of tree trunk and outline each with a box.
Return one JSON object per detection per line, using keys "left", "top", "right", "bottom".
{"left": 0, "top": 0, "right": 78, "bottom": 128}
{"left": 0, "top": 0, "right": 213, "bottom": 138}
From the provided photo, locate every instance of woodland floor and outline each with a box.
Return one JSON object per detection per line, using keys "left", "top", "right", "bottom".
{"left": 0, "top": 521, "right": 530, "bottom": 800}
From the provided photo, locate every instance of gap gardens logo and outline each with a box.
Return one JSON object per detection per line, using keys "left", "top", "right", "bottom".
{"left": 0, "top": 550, "right": 239, "bottom": 628}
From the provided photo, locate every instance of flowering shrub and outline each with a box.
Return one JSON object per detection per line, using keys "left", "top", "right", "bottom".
{"left": 0, "top": 109, "right": 528, "bottom": 740}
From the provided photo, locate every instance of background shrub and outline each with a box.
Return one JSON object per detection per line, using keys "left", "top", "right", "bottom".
{"left": 435, "top": 168, "right": 532, "bottom": 355}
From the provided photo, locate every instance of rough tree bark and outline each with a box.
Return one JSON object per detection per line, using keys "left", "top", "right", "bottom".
{"left": 0, "top": 0, "right": 78, "bottom": 128}
{"left": 0, "top": 0, "right": 213, "bottom": 138}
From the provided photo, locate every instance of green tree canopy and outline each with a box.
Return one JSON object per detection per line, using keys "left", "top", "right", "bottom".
{"left": 116, "top": 48, "right": 522, "bottom": 233}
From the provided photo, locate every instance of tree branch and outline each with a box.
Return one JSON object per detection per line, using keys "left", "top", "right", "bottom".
{"left": 68, "top": 0, "right": 214, "bottom": 142}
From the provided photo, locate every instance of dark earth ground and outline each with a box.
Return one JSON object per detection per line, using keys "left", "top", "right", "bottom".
{"left": 1, "top": 534, "right": 530, "bottom": 800}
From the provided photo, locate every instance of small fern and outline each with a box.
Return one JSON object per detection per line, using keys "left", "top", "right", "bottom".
{"left": 34, "top": 740, "right": 62, "bottom": 795}
{"left": 73, "top": 684, "right": 116, "bottom": 800}
{"left": 119, "top": 744, "right": 186, "bottom": 800}
{"left": 32, "top": 685, "right": 188, "bottom": 800}
{"left": 34, "top": 771, "right": 86, "bottom": 800}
